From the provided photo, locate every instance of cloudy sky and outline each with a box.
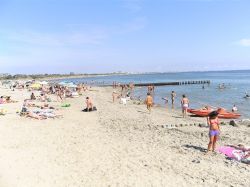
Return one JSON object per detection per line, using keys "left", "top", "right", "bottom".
{"left": 0, "top": 0, "right": 250, "bottom": 74}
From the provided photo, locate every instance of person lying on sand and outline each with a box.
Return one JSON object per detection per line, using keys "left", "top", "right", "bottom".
{"left": 21, "top": 107, "right": 62, "bottom": 119}
{"left": 40, "top": 103, "right": 55, "bottom": 110}
{"left": 25, "top": 111, "right": 47, "bottom": 120}
{"left": 22, "top": 99, "right": 37, "bottom": 107}
{"left": 226, "top": 144, "right": 250, "bottom": 151}
{"left": 3, "top": 96, "right": 18, "bottom": 103}
{"left": 218, "top": 144, "right": 250, "bottom": 164}
{"left": 0, "top": 96, "right": 5, "bottom": 104}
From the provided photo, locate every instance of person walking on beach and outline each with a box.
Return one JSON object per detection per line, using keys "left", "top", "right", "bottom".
{"left": 171, "top": 91, "right": 176, "bottom": 109}
{"left": 181, "top": 94, "right": 189, "bottom": 118}
{"left": 207, "top": 111, "right": 220, "bottom": 153}
{"left": 145, "top": 92, "right": 153, "bottom": 113}
{"left": 112, "top": 91, "right": 119, "bottom": 103}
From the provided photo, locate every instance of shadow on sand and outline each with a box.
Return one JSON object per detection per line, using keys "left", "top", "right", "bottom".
{"left": 183, "top": 144, "right": 207, "bottom": 153}
{"left": 137, "top": 110, "right": 149, "bottom": 114}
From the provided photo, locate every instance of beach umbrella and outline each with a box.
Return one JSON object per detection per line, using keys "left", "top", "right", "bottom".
{"left": 59, "top": 81, "right": 68, "bottom": 86}
{"left": 66, "top": 83, "right": 77, "bottom": 88}
{"left": 30, "top": 83, "right": 41, "bottom": 89}
{"left": 40, "top": 81, "right": 48, "bottom": 85}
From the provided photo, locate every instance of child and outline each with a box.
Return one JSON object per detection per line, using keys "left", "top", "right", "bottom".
{"left": 207, "top": 111, "right": 220, "bottom": 153}
{"left": 145, "top": 93, "right": 153, "bottom": 113}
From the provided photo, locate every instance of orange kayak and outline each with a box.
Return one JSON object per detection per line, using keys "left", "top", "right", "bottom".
{"left": 187, "top": 108, "right": 241, "bottom": 119}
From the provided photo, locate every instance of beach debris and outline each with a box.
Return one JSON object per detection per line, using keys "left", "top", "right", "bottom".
{"left": 238, "top": 119, "right": 250, "bottom": 127}
{"left": 192, "top": 159, "right": 201, "bottom": 164}
{"left": 160, "top": 122, "right": 209, "bottom": 129}
{"left": 198, "top": 123, "right": 207, "bottom": 127}
{"left": 229, "top": 120, "right": 238, "bottom": 127}
{"left": 220, "top": 121, "right": 227, "bottom": 126}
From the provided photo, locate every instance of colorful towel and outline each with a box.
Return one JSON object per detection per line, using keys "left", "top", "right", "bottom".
{"left": 217, "top": 146, "right": 236, "bottom": 158}
{"left": 61, "top": 104, "right": 71, "bottom": 107}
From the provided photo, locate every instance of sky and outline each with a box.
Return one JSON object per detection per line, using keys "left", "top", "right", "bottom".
{"left": 0, "top": 0, "right": 250, "bottom": 74}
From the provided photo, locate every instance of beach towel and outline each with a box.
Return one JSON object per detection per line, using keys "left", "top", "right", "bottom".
{"left": 217, "top": 146, "right": 236, "bottom": 158}
{"left": 82, "top": 107, "right": 97, "bottom": 112}
{"left": 0, "top": 108, "right": 7, "bottom": 115}
{"left": 218, "top": 146, "right": 250, "bottom": 163}
{"left": 61, "top": 104, "right": 71, "bottom": 107}
{"left": 120, "top": 98, "right": 127, "bottom": 105}
{"left": 232, "top": 150, "right": 245, "bottom": 161}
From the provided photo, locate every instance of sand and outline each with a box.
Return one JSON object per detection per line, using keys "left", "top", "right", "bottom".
{"left": 0, "top": 85, "right": 249, "bottom": 187}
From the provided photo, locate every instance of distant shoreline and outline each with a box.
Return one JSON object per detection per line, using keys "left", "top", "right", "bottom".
{"left": 0, "top": 73, "right": 130, "bottom": 81}
{"left": 1, "top": 69, "right": 250, "bottom": 81}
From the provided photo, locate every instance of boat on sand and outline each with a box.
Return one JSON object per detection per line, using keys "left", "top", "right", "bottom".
{"left": 187, "top": 108, "right": 241, "bottom": 119}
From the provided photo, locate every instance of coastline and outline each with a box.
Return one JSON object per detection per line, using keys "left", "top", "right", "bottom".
{"left": 0, "top": 85, "right": 249, "bottom": 186}
{"left": 2, "top": 69, "right": 250, "bottom": 83}
{"left": 0, "top": 73, "right": 130, "bottom": 82}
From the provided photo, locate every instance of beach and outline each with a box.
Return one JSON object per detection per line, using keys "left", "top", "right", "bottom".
{"left": 0, "top": 85, "right": 249, "bottom": 187}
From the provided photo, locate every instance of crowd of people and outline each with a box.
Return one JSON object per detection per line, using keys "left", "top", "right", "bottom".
{"left": 1, "top": 80, "right": 248, "bottom": 164}
{"left": 0, "top": 80, "right": 97, "bottom": 119}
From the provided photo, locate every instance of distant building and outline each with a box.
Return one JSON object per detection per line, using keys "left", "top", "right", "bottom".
{"left": 70, "top": 72, "right": 75, "bottom": 75}
{"left": 0, "top": 73, "right": 10, "bottom": 78}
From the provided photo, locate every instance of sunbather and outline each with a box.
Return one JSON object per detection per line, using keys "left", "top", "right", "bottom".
{"left": 30, "top": 92, "right": 36, "bottom": 100}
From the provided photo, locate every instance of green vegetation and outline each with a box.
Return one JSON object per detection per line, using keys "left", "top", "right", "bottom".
{"left": 0, "top": 72, "right": 128, "bottom": 80}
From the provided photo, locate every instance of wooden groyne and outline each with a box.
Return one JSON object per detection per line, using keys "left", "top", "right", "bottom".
{"left": 134, "top": 80, "right": 210, "bottom": 87}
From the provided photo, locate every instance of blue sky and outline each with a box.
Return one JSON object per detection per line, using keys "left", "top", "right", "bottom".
{"left": 0, "top": 0, "right": 250, "bottom": 74}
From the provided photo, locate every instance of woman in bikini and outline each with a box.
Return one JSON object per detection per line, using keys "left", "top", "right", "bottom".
{"left": 207, "top": 111, "right": 220, "bottom": 153}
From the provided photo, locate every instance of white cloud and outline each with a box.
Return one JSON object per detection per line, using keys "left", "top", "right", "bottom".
{"left": 238, "top": 39, "right": 250, "bottom": 47}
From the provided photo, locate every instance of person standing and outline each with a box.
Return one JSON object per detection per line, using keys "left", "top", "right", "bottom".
{"left": 181, "top": 94, "right": 189, "bottom": 118}
{"left": 171, "top": 91, "right": 176, "bottom": 109}
{"left": 145, "top": 93, "right": 153, "bottom": 113}
{"left": 207, "top": 111, "right": 220, "bottom": 153}
{"left": 232, "top": 105, "right": 238, "bottom": 113}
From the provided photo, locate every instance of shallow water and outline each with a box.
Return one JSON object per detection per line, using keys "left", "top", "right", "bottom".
{"left": 59, "top": 70, "right": 250, "bottom": 118}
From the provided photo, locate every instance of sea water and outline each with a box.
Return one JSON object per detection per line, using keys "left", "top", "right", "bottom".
{"left": 59, "top": 70, "right": 250, "bottom": 118}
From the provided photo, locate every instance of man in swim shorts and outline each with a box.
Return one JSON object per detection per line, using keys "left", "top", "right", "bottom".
{"left": 181, "top": 94, "right": 189, "bottom": 118}
{"left": 145, "top": 92, "right": 153, "bottom": 113}
{"left": 171, "top": 91, "right": 176, "bottom": 109}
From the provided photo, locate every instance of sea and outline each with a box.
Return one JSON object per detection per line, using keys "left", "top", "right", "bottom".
{"left": 59, "top": 70, "right": 250, "bottom": 118}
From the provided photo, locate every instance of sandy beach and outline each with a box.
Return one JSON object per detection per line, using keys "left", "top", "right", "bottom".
{"left": 0, "top": 85, "right": 249, "bottom": 187}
